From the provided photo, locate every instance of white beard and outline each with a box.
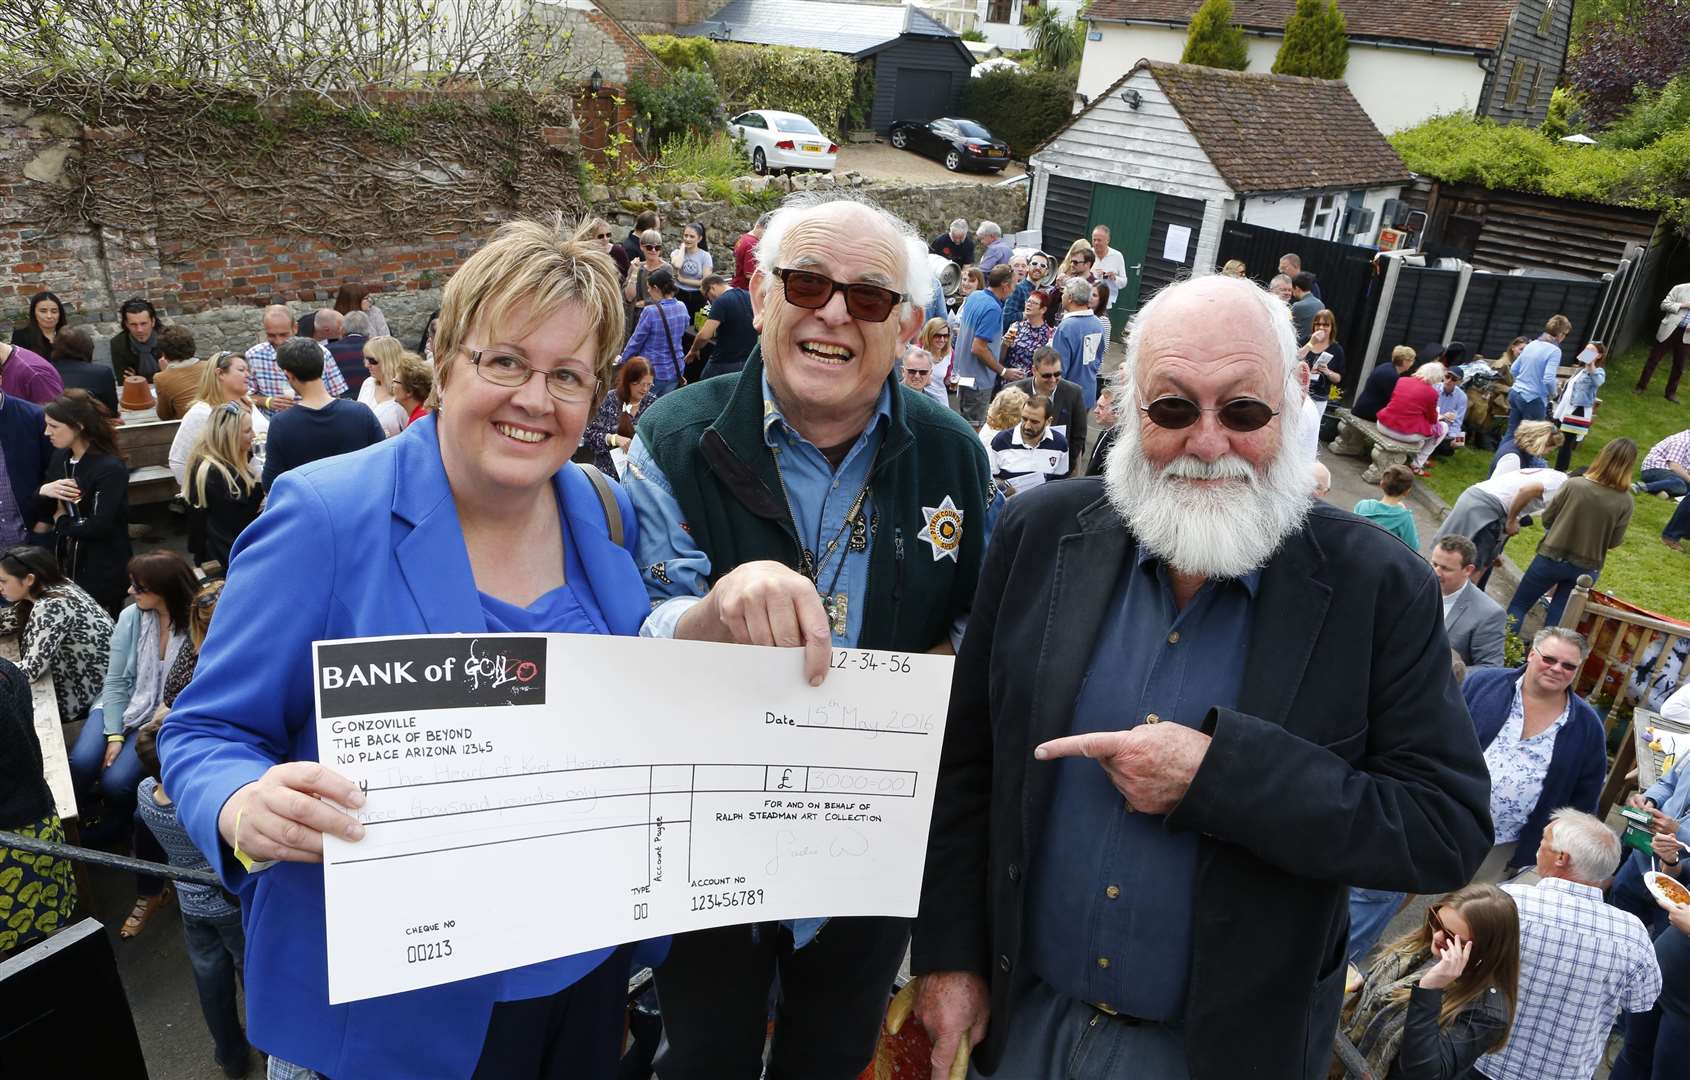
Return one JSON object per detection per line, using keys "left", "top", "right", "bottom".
{"left": 1103, "top": 409, "right": 1312, "bottom": 580}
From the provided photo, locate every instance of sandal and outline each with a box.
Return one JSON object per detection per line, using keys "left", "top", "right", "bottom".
{"left": 119, "top": 885, "right": 173, "bottom": 939}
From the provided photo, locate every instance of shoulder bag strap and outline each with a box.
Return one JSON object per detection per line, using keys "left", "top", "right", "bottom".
{"left": 579, "top": 462, "right": 624, "bottom": 548}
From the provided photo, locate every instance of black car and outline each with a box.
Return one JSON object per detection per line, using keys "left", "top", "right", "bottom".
{"left": 888, "top": 117, "right": 1011, "bottom": 173}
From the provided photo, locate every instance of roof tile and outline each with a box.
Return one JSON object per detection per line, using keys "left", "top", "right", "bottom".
{"left": 1086, "top": 0, "right": 1518, "bottom": 52}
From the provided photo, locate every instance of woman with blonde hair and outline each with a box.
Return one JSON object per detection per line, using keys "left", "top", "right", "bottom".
{"left": 1506, "top": 437, "right": 1636, "bottom": 628}
{"left": 388, "top": 348, "right": 434, "bottom": 426}
{"left": 160, "top": 214, "right": 658, "bottom": 1079}
{"left": 1221, "top": 259, "right": 1247, "bottom": 278}
{"left": 168, "top": 350, "right": 269, "bottom": 486}
{"left": 1346, "top": 883, "right": 1520, "bottom": 1079}
{"left": 358, "top": 335, "right": 410, "bottom": 437}
{"left": 918, "top": 317, "right": 956, "bottom": 398}
{"left": 979, "top": 385, "right": 1028, "bottom": 450}
{"left": 1489, "top": 418, "right": 1563, "bottom": 477}
{"left": 184, "top": 404, "right": 263, "bottom": 570}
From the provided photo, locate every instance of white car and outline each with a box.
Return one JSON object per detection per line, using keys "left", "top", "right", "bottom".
{"left": 727, "top": 110, "right": 838, "bottom": 176}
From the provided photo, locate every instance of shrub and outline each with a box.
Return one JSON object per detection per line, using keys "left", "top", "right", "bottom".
{"left": 628, "top": 68, "right": 722, "bottom": 145}
{"left": 1602, "top": 71, "right": 1690, "bottom": 150}
{"left": 639, "top": 36, "right": 856, "bottom": 134}
{"left": 959, "top": 67, "right": 1076, "bottom": 158}
{"left": 961, "top": 28, "right": 987, "bottom": 42}
{"left": 1565, "top": 0, "right": 1690, "bottom": 125}
{"left": 1272, "top": 0, "right": 1348, "bottom": 79}
{"left": 1539, "top": 86, "right": 1584, "bottom": 140}
{"left": 654, "top": 130, "right": 750, "bottom": 181}
{"left": 638, "top": 34, "right": 717, "bottom": 74}
{"left": 1182, "top": 0, "right": 1250, "bottom": 70}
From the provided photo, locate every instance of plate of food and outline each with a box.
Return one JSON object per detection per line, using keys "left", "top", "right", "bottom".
{"left": 1644, "top": 870, "right": 1690, "bottom": 909}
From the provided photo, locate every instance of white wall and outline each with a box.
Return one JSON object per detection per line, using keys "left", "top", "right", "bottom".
{"left": 1241, "top": 194, "right": 1308, "bottom": 235}
{"left": 976, "top": 0, "right": 1084, "bottom": 50}
{"left": 1237, "top": 185, "right": 1404, "bottom": 245}
{"left": 1078, "top": 25, "right": 1490, "bottom": 133}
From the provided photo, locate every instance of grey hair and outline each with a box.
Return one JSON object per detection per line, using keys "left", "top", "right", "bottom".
{"left": 342, "top": 310, "right": 372, "bottom": 336}
{"left": 1545, "top": 807, "right": 1621, "bottom": 883}
{"left": 949, "top": 218, "right": 968, "bottom": 232}
{"left": 639, "top": 228, "right": 662, "bottom": 246}
{"left": 1269, "top": 273, "right": 1293, "bottom": 289}
{"left": 978, "top": 221, "right": 1002, "bottom": 239}
{"left": 756, "top": 191, "right": 934, "bottom": 312}
{"left": 900, "top": 346, "right": 933, "bottom": 371}
{"left": 314, "top": 308, "right": 342, "bottom": 331}
{"left": 1533, "top": 626, "right": 1590, "bottom": 660}
{"left": 1413, "top": 361, "right": 1446, "bottom": 385}
{"left": 1063, "top": 277, "right": 1094, "bottom": 306}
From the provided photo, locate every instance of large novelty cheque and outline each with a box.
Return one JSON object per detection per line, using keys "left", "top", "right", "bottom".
{"left": 313, "top": 633, "right": 953, "bottom": 1003}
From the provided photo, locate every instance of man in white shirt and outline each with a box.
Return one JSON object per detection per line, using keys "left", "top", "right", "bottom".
{"left": 1089, "top": 225, "right": 1128, "bottom": 336}
{"left": 1475, "top": 809, "right": 1661, "bottom": 1080}
{"left": 988, "top": 394, "right": 1068, "bottom": 493}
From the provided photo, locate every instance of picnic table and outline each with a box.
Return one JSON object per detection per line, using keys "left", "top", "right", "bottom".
{"left": 0, "top": 636, "right": 72, "bottom": 821}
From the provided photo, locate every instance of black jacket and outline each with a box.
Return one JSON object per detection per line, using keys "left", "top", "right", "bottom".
{"left": 911, "top": 482, "right": 1492, "bottom": 1079}
{"left": 1391, "top": 985, "right": 1509, "bottom": 1080}
{"left": 186, "top": 465, "right": 263, "bottom": 570}
{"left": 0, "top": 655, "right": 50, "bottom": 827}
{"left": 53, "top": 359, "right": 119, "bottom": 415}
{"left": 1353, "top": 363, "right": 1400, "bottom": 421}
{"left": 109, "top": 330, "right": 160, "bottom": 381}
{"left": 43, "top": 448, "right": 131, "bottom": 612}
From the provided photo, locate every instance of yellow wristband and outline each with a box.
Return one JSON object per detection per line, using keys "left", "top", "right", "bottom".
{"left": 232, "top": 806, "right": 274, "bottom": 873}
{"left": 106, "top": 733, "right": 125, "bottom": 743}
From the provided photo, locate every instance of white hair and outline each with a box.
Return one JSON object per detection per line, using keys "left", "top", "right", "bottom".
{"left": 1413, "top": 361, "right": 1446, "bottom": 385}
{"left": 1545, "top": 807, "right": 1621, "bottom": 883}
{"left": 949, "top": 218, "right": 968, "bottom": 233}
{"left": 342, "top": 310, "right": 371, "bottom": 336}
{"left": 1269, "top": 273, "right": 1293, "bottom": 289}
{"left": 900, "top": 346, "right": 933, "bottom": 372}
{"left": 756, "top": 192, "right": 933, "bottom": 313}
{"left": 1063, "top": 277, "right": 1094, "bottom": 306}
{"left": 1103, "top": 276, "right": 1312, "bottom": 579}
{"left": 978, "top": 221, "right": 1002, "bottom": 239}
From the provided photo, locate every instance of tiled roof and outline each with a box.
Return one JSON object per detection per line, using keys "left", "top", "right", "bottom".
{"left": 1086, "top": 0, "right": 1519, "bottom": 52}
{"left": 1147, "top": 61, "right": 1410, "bottom": 192}
{"left": 676, "top": 0, "right": 960, "bottom": 56}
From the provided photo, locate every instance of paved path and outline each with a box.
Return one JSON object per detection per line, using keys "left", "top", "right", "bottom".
{"left": 833, "top": 141, "right": 1025, "bottom": 186}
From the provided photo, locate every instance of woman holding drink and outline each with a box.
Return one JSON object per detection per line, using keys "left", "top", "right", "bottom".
{"left": 160, "top": 216, "right": 661, "bottom": 1080}
{"left": 39, "top": 390, "right": 131, "bottom": 615}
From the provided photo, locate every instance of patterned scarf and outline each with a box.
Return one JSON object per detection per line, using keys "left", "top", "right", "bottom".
{"left": 1344, "top": 947, "right": 1435, "bottom": 1079}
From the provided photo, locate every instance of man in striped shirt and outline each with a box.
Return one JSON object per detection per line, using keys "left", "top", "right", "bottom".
{"left": 988, "top": 394, "right": 1068, "bottom": 495}
{"left": 1475, "top": 808, "right": 1661, "bottom": 1080}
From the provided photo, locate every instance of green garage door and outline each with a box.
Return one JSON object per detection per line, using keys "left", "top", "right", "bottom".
{"left": 1088, "top": 184, "right": 1156, "bottom": 340}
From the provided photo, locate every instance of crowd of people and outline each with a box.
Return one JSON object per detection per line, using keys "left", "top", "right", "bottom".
{"left": 2, "top": 194, "right": 1688, "bottom": 1080}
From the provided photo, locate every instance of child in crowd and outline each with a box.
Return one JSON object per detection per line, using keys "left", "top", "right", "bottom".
{"left": 1355, "top": 464, "right": 1421, "bottom": 550}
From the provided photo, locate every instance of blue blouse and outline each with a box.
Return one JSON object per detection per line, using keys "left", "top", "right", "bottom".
{"left": 478, "top": 525, "right": 615, "bottom": 1002}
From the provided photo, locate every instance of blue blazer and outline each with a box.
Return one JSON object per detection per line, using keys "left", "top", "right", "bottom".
{"left": 0, "top": 394, "right": 51, "bottom": 533}
{"left": 158, "top": 416, "right": 651, "bottom": 1079}
{"left": 1463, "top": 665, "right": 1605, "bottom": 869}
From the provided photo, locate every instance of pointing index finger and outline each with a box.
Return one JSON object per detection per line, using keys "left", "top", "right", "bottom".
{"left": 1034, "top": 730, "right": 1127, "bottom": 761}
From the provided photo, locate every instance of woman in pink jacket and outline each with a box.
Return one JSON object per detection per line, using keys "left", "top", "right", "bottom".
{"left": 1376, "top": 362, "right": 1448, "bottom": 475}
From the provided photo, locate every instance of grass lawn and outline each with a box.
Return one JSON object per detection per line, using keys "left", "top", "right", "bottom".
{"left": 1413, "top": 343, "right": 1690, "bottom": 620}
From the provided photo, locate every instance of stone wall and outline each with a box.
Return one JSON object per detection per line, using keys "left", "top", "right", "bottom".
{"left": 591, "top": 171, "right": 1030, "bottom": 251}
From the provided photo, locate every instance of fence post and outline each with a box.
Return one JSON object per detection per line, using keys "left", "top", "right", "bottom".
{"left": 1561, "top": 574, "right": 1596, "bottom": 629}
{"left": 1356, "top": 255, "right": 1403, "bottom": 393}
{"left": 1442, "top": 261, "right": 1473, "bottom": 345}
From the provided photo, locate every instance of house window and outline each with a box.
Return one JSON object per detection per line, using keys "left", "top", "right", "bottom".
{"left": 1504, "top": 60, "right": 1524, "bottom": 105}
{"left": 986, "top": 0, "right": 1012, "bottom": 23}
{"left": 1300, "top": 193, "right": 1338, "bottom": 238}
{"left": 1526, "top": 65, "right": 1543, "bottom": 109}
{"left": 1537, "top": 0, "right": 1556, "bottom": 34}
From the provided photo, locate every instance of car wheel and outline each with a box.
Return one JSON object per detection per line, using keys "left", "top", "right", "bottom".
{"left": 891, "top": 129, "right": 909, "bottom": 149}
{"left": 752, "top": 148, "right": 767, "bottom": 175}
{"left": 945, "top": 150, "right": 961, "bottom": 171}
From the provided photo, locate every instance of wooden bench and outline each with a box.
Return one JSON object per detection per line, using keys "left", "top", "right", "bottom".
{"left": 115, "top": 418, "right": 180, "bottom": 505}
{"left": 1327, "top": 409, "right": 1419, "bottom": 484}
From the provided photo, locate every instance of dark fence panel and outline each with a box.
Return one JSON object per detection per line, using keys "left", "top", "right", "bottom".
{"left": 1140, "top": 192, "right": 1205, "bottom": 304}
{"left": 1216, "top": 220, "right": 1380, "bottom": 367}
{"left": 1381, "top": 266, "right": 1461, "bottom": 358}
{"left": 1449, "top": 274, "right": 1607, "bottom": 361}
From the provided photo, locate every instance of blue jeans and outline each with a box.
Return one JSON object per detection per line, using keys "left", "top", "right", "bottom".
{"left": 1504, "top": 389, "right": 1546, "bottom": 439}
{"left": 1507, "top": 555, "right": 1597, "bottom": 631}
{"left": 1609, "top": 922, "right": 1690, "bottom": 1080}
{"left": 184, "top": 910, "right": 249, "bottom": 1069}
{"left": 650, "top": 377, "right": 682, "bottom": 400}
{"left": 1639, "top": 468, "right": 1690, "bottom": 498}
{"left": 1669, "top": 495, "right": 1690, "bottom": 543}
{"left": 1346, "top": 887, "right": 1405, "bottom": 968}
{"left": 68, "top": 708, "right": 147, "bottom": 831}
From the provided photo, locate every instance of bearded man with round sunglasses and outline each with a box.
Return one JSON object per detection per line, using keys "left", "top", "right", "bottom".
{"left": 908, "top": 273, "right": 1493, "bottom": 1079}
{"left": 622, "top": 192, "right": 993, "bottom": 1080}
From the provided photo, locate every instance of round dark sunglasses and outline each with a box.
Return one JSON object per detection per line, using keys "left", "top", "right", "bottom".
{"left": 774, "top": 268, "right": 904, "bottom": 323}
{"left": 1140, "top": 395, "right": 1279, "bottom": 432}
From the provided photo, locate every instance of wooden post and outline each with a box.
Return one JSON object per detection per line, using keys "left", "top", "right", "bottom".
{"left": 1560, "top": 574, "right": 1595, "bottom": 629}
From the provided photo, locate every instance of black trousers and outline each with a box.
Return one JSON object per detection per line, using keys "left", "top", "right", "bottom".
{"left": 652, "top": 917, "right": 909, "bottom": 1080}
{"left": 469, "top": 945, "right": 633, "bottom": 1080}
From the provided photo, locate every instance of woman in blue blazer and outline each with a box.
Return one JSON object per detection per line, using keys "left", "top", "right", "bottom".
{"left": 159, "top": 219, "right": 659, "bottom": 1080}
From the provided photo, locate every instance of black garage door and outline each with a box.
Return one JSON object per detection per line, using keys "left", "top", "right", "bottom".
{"left": 891, "top": 68, "right": 952, "bottom": 125}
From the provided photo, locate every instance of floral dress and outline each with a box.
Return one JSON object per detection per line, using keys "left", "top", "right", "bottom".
{"left": 1005, "top": 320, "right": 1056, "bottom": 372}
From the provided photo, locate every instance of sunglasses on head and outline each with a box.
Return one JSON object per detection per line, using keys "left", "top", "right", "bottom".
{"left": 774, "top": 268, "right": 904, "bottom": 323}
{"left": 1139, "top": 395, "right": 1279, "bottom": 432}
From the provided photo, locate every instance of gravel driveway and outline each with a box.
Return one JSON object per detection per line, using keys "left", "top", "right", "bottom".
{"left": 833, "top": 140, "right": 1026, "bottom": 186}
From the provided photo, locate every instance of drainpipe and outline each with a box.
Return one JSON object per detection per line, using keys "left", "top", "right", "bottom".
{"left": 1357, "top": 255, "right": 1403, "bottom": 391}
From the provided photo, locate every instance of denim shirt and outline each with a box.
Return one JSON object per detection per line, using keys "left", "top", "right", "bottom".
{"left": 624, "top": 377, "right": 893, "bottom": 949}
{"left": 1024, "top": 548, "right": 1257, "bottom": 1020}
{"left": 1509, "top": 336, "right": 1562, "bottom": 403}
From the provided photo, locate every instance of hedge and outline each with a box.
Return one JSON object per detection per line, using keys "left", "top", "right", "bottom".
{"left": 959, "top": 68, "right": 1077, "bottom": 159}
{"left": 1390, "top": 112, "right": 1690, "bottom": 231}
{"left": 640, "top": 35, "right": 856, "bottom": 136}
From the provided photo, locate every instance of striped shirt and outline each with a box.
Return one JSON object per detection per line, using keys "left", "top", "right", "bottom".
{"left": 1475, "top": 878, "right": 1660, "bottom": 1080}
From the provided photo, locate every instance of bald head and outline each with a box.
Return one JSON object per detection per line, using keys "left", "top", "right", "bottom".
{"left": 313, "top": 308, "right": 343, "bottom": 341}
{"left": 1123, "top": 274, "right": 1299, "bottom": 404}
{"left": 756, "top": 194, "right": 931, "bottom": 311}
{"left": 261, "top": 305, "right": 296, "bottom": 347}
{"left": 1311, "top": 461, "right": 1331, "bottom": 499}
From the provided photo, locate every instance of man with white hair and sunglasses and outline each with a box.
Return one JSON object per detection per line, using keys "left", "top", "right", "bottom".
{"left": 906, "top": 273, "right": 1493, "bottom": 1078}
{"left": 623, "top": 192, "right": 993, "bottom": 1080}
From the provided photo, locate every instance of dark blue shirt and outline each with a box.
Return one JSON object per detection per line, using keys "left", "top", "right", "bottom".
{"left": 704, "top": 287, "right": 758, "bottom": 375}
{"left": 260, "top": 398, "right": 386, "bottom": 489}
{"left": 1025, "top": 548, "right": 1257, "bottom": 1020}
